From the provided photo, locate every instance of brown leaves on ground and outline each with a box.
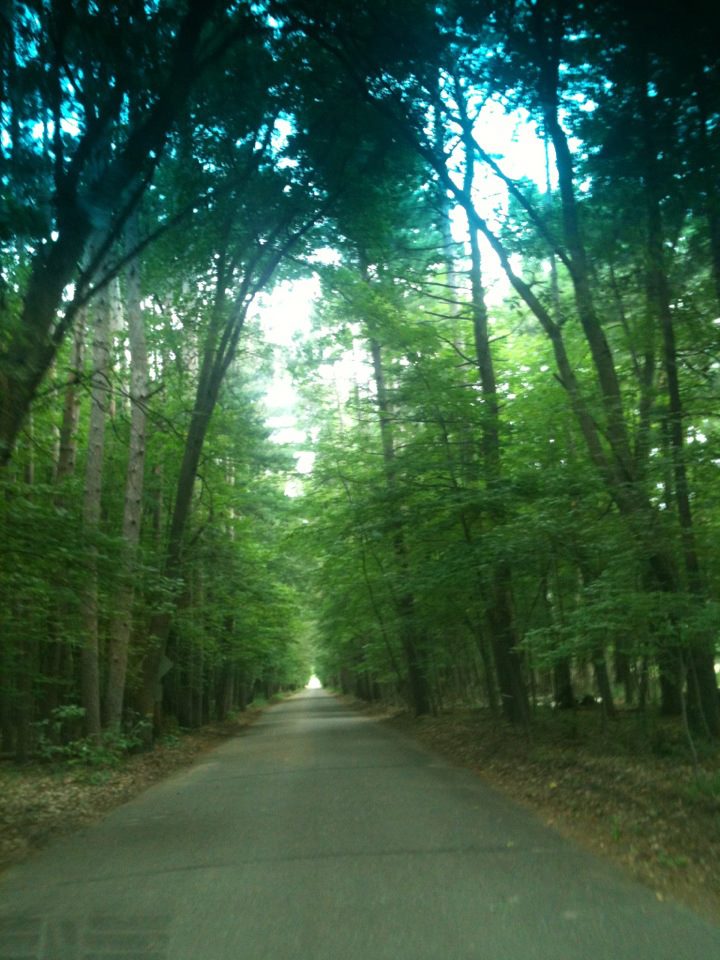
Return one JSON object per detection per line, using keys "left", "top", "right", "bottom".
{"left": 385, "top": 707, "right": 720, "bottom": 923}
{"left": 0, "top": 711, "right": 261, "bottom": 874}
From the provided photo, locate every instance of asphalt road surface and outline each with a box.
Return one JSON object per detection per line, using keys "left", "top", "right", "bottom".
{"left": 1, "top": 690, "right": 718, "bottom": 959}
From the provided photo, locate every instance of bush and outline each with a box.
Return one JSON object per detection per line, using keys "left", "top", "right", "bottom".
{"left": 34, "top": 707, "right": 152, "bottom": 767}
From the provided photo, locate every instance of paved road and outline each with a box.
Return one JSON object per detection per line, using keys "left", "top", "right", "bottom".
{"left": 1, "top": 690, "right": 718, "bottom": 959}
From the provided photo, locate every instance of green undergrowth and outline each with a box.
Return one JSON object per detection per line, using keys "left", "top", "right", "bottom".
{"left": 23, "top": 696, "right": 284, "bottom": 773}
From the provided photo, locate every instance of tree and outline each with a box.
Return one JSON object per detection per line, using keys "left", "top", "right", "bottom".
{"left": 0, "top": 0, "right": 264, "bottom": 463}
{"left": 105, "top": 213, "right": 148, "bottom": 729}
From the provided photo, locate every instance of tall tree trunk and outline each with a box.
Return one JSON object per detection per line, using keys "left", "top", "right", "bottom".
{"left": 464, "top": 156, "right": 529, "bottom": 726}
{"left": 368, "top": 334, "right": 431, "bottom": 717}
{"left": 105, "top": 213, "right": 148, "bottom": 729}
{"left": 138, "top": 261, "right": 235, "bottom": 720}
{"left": 80, "top": 264, "right": 113, "bottom": 741}
{"left": 56, "top": 315, "right": 86, "bottom": 482}
{"left": 642, "top": 114, "right": 720, "bottom": 736}
{"left": 43, "top": 314, "right": 87, "bottom": 730}
{"left": 592, "top": 650, "right": 617, "bottom": 719}
{"left": 0, "top": 0, "right": 223, "bottom": 466}
{"left": 22, "top": 414, "right": 34, "bottom": 485}
{"left": 695, "top": 75, "right": 720, "bottom": 311}
{"left": 538, "top": 49, "right": 634, "bottom": 484}
{"left": 139, "top": 402, "right": 217, "bottom": 719}
{"left": 432, "top": 411, "right": 501, "bottom": 716}
{"left": 137, "top": 209, "right": 310, "bottom": 720}
{"left": 540, "top": 571, "right": 575, "bottom": 709}
{"left": 533, "top": 18, "right": 718, "bottom": 736}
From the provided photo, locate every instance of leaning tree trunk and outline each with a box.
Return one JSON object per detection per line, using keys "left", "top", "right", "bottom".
{"left": 0, "top": 0, "right": 224, "bottom": 466}
{"left": 137, "top": 210, "right": 311, "bottom": 723}
{"left": 105, "top": 213, "right": 148, "bottom": 729}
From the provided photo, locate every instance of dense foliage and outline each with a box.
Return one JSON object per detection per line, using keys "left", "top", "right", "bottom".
{"left": 1, "top": 0, "right": 718, "bottom": 759}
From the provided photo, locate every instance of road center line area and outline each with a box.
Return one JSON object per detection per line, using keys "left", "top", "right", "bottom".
{"left": 1, "top": 690, "right": 718, "bottom": 960}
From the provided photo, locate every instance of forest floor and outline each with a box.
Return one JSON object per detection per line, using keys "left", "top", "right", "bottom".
{"left": 379, "top": 703, "right": 720, "bottom": 923}
{"left": 0, "top": 706, "right": 265, "bottom": 875}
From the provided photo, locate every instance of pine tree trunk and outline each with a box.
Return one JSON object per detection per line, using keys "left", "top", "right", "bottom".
{"left": 465, "top": 192, "right": 529, "bottom": 727}
{"left": 368, "top": 333, "right": 431, "bottom": 717}
{"left": 695, "top": 75, "right": 720, "bottom": 310}
{"left": 642, "top": 93, "right": 720, "bottom": 737}
{"left": 105, "top": 213, "right": 148, "bottom": 729}
{"left": 80, "top": 267, "right": 113, "bottom": 741}
{"left": 138, "top": 308, "right": 230, "bottom": 721}
{"left": 56, "top": 316, "right": 86, "bottom": 482}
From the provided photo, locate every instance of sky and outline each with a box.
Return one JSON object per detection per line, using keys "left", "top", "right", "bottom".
{"left": 254, "top": 278, "right": 318, "bottom": 489}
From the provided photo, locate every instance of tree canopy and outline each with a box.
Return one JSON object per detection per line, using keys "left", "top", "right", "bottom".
{"left": 1, "top": 0, "right": 719, "bottom": 758}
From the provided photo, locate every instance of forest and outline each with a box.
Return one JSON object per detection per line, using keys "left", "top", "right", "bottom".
{"left": 1, "top": 0, "right": 720, "bottom": 765}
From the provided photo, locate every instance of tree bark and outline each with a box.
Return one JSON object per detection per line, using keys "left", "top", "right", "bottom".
{"left": 56, "top": 315, "right": 86, "bottom": 482}
{"left": 80, "top": 259, "right": 113, "bottom": 741}
{"left": 642, "top": 108, "right": 720, "bottom": 735}
{"left": 368, "top": 333, "right": 431, "bottom": 717}
{"left": 537, "top": 46, "right": 634, "bottom": 485}
{"left": 463, "top": 138, "right": 529, "bottom": 726}
{"left": 137, "top": 205, "right": 316, "bottom": 721}
{"left": 695, "top": 74, "right": 720, "bottom": 311}
{"left": 0, "top": 0, "right": 223, "bottom": 465}
{"left": 592, "top": 649, "right": 617, "bottom": 719}
{"left": 105, "top": 212, "right": 148, "bottom": 729}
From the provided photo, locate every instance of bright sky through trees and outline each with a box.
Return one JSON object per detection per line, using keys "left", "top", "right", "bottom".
{"left": 4, "top": 0, "right": 719, "bottom": 764}
{"left": 259, "top": 99, "right": 551, "bottom": 491}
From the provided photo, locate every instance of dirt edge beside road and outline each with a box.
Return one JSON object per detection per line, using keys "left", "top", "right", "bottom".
{"left": 380, "top": 706, "right": 720, "bottom": 924}
{"left": 0, "top": 707, "right": 265, "bottom": 874}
